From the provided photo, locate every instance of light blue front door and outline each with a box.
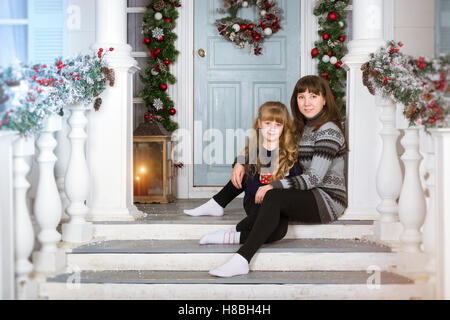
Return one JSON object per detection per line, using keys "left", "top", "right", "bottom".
{"left": 194, "top": 0, "right": 301, "bottom": 186}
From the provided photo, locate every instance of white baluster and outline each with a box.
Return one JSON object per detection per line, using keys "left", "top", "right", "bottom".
{"left": 13, "top": 136, "right": 38, "bottom": 299}
{"left": 32, "top": 115, "right": 66, "bottom": 274}
{"left": 374, "top": 98, "right": 403, "bottom": 240}
{"left": 422, "top": 131, "right": 436, "bottom": 297}
{"left": 398, "top": 127, "right": 427, "bottom": 253}
{"left": 429, "top": 128, "right": 450, "bottom": 300}
{"left": 54, "top": 108, "right": 71, "bottom": 222}
{"left": 62, "top": 103, "right": 93, "bottom": 243}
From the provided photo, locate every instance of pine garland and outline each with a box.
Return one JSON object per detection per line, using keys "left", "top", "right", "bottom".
{"left": 139, "top": 0, "right": 181, "bottom": 133}
{"left": 0, "top": 49, "right": 114, "bottom": 135}
{"left": 312, "top": 0, "right": 350, "bottom": 119}
{"left": 362, "top": 40, "right": 450, "bottom": 129}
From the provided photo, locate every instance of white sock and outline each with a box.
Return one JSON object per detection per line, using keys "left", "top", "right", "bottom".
{"left": 199, "top": 227, "right": 240, "bottom": 245}
{"left": 183, "top": 199, "right": 224, "bottom": 217}
{"left": 209, "top": 253, "right": 249, "bottom": 278}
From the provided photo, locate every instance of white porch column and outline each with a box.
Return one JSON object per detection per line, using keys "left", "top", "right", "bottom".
{"left": 429, "top": 129, "right": 450, "bottom": 300}
{"left": 87, "top": 0, "right": 139, "bottom": 221}
{"left": 341, "top": 0, "right": 385, "bottom": 220}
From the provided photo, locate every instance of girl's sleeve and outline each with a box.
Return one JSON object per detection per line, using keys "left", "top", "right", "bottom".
{"left": 270, "top": 124, "right": 344, "bottom": 190}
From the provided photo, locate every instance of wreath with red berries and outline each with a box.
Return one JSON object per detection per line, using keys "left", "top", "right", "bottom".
{"left": 215, "top": 0, "right": 283, "bottom": 55}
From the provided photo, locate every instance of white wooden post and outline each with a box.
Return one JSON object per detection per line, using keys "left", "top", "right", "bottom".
{"left": 398, "top": 127, "right": 427, "bottom": 253}
{"left": 422, "top": 131, "right": 437, "bottom": 298}
{"left": 62, "top": 103, "right": 93, "bottom": 243}
{"left": 0, "top": 131, "right": 18, "bottom": 300}
{"left": 87, "top": 0, "right": 139, "bottom": 221}
{"left": 341, "top": 0, "right": 385, "bottom": 220}
{"left": 54, "top": 108, "right": 71, "bottom": 222}
{"left": 373, "top": 97, "right": 403, "bottom": 240}
{"left": 429, "top": 128, "right": 450, "bottom": 300}
{"left": 13, "top": 136, "right": 38, "bottom": 299}
{"left": 32, "top": 115, "right": 66, "bottom": 274}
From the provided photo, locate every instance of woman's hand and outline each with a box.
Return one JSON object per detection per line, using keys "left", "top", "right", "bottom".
{"left": 255, "top": 184, "right": 273, "bottom": 204}
{"left": 231, "top": 163, "right": 245, "bottom": 189}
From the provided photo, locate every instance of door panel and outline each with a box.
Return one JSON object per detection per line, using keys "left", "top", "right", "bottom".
{"left": 194, "top": 0, "right": 300, "bottom": 186}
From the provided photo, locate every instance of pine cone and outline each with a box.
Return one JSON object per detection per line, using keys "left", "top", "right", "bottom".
{"left": 406, "top": 103, "right": 417, "bottom": 119}
{"left": 94, "top": 97, "right": 102, "bottom": 111}
{"left": 422, "top": 92, "right": 433, "bottom": 101}
{"left": 102, "top": 67, "right": 115, "bottom": 87}
{"left": 153, "top": 0, "right": 165, "bottom": 11}
{"left": 370, "top": 70, "right": 381, "bottom": 78}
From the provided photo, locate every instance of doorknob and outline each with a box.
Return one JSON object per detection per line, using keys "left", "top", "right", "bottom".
{"left": 197, "top": 48, "right": 206, "bottom": 58}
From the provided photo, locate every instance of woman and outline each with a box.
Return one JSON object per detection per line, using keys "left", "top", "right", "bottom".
{"left": 209, "top": 75, "right": 349, "bottom": 278}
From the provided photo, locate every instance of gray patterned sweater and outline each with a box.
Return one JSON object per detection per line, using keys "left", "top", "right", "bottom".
{"left": 269, "top": 120, "right": 348, "bottom": 223}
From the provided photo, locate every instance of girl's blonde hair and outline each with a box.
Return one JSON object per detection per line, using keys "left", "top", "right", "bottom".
{"left": 243, "top": 101, "right": 299, "bottom": 181}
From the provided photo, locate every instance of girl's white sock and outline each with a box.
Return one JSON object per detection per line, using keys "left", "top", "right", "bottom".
{"left": 183, "top": 198, "right": 224, "bottom": 217}
{"left": 199, "top": 227, "right": 240, "bottom": 245}
{"left": 209, "top": 253, "right": 249, "bottom": 278}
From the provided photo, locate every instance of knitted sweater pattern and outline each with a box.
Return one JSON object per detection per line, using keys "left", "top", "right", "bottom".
{"left": 270, "top": 121, "right": 347, "bottom": 223}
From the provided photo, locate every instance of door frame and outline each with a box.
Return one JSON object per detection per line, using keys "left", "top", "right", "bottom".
{"left": 172, "top": 0, "right": 393, "bottom": 199}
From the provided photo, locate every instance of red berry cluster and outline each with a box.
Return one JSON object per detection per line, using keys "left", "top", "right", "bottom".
{"left": 144, "top": 112, "right": 157, "bottom": 122}
{"left": 97, "top": 47, "right": 114, "bottom": 59}
{"left": 416, "top": 57, "right": 427, "bottom": 69}
{"left": 427, "top": 101, "right": 444, "bottom": 123}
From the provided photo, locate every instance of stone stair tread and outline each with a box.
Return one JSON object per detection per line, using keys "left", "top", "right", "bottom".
{"left": 93, "top": 212, "right": 374, "bottom": 225}
{"left": 71, "top": 238, "right": 391, "bottom": 254}
{"left": 46, "top": 270, "right": 413, "bottom": 285}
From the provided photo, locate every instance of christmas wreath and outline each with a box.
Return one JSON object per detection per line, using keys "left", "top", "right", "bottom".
{"left": 312, "top": 0, "right": 350, "bottom": 120}
{"left": 362, "top": 40, "right": 449, "bottom": 129}
{"left": 139, "top": 0, "right": 181, "bottom": 132}
{"left": 215, "top": 0, "right": 283, "bottom": 55}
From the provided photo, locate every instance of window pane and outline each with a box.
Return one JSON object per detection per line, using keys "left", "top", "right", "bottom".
{"left": 0, "top": 0, "right": 28, "bottom": 19}
{"left": 0, "top": 25, "right": 28, "bottom": 66}
{"left": 128, "top": 0, "right": 151, "bottom": 7}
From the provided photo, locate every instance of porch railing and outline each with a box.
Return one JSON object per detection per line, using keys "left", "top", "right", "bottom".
{"left": 0, "top": 103, "right": 93, "bottom": 300}
{"left": 1, "top": 98, "right": 449, "bottom": 299}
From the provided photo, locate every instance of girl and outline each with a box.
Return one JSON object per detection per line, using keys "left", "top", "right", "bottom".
{"left": 184, "top": 101, "right": 303, "bottom": 246}
{"left": 208, "top": 75, "right": 349, "bottom": 277}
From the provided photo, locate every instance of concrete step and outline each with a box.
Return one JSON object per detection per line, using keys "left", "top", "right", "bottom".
{"left": 41, "top": 270, "right": 428, "bottom": 300}
{"left": 92, "top": 213, "right": 374, "bottom": 241}
{"left": 65, "top": 239, "right": 401, "bottom": 271}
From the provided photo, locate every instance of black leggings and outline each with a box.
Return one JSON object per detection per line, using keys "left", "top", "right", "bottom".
{"left": 213, "top": 180, "right": 322, "bottom": 256}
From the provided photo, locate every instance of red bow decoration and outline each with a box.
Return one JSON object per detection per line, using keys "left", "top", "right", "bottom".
{"left": 260, "top": 173, "right": 272, "bottom": 185}
{"left": 150, "top": 48, "right": 161, "bottom": 60}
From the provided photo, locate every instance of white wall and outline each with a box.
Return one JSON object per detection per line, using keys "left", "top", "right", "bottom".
{"left": 394, "top": 0, "right": 436, "bottom": 57}
{"left": 66, "top": 0, "right": 96, "bottom": 57}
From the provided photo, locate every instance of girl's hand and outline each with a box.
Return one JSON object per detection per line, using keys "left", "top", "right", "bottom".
{"left": 231, "top": 163, "right": 245, "bottom": 189}
{"left": 255, "top": 184, "right": 273, "bottom": 204}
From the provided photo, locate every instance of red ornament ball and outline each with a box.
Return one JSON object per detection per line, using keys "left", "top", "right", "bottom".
{"left": 327, "top": 12, "right": 338, "bottom": 22}
{"left": 339, "top": 35, "right": 346, "bottom": 42}
{"left": 144, "top": 37, "right": 150, "bottom": 44}
{"left": 164, "top": 59, "right": 170, "bottom": 66}
{"left": 240, "top": 24, "right": 247, "bottom": 31}
{"left": 311, "top": 47, "right": 319, "bottom": 58}
{"left": 336, "top": 61, "right": 343, "bottom": 68}
{"left": 169, "top": 108, "right": 176, "bottom": 116}
{"left": 254, "top": 34, "right": 261, "bottom": 42}
{"left": 160, "top": 84, "right": 168, "bottom": 91}
{"left": 322, "top": 33, "right": 330, "bottom": 40}
{"left": 165, "top": 18, "right": 172, "bottom": 23}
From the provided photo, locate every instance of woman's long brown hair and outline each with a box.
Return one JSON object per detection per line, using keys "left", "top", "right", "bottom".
{"left": 244, "top": 101, "right": 299, "bottom": 181}
{"left": 290, "top": 75, "right": 349, "bottom": 151}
